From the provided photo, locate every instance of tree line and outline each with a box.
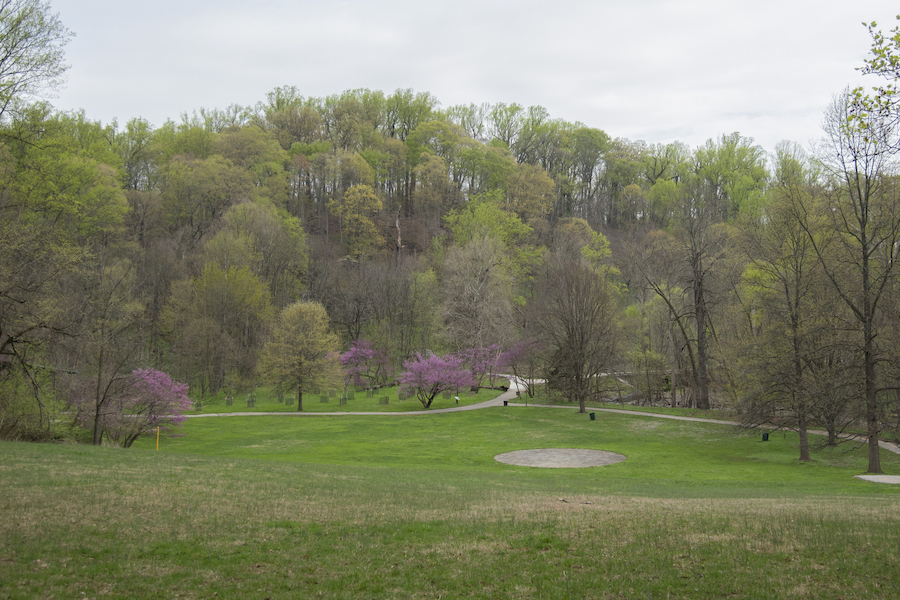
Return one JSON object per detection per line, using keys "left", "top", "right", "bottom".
{"left": 2, "top": 1, "right": 900, "bottom": 472}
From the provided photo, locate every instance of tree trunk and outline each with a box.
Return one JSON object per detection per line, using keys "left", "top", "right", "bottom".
{"left": 797, "top": 409, "right": 811, "bottom": 462}
{"left": 695, "top": 293, "right": 710, "bottom": 410}
{"left": 93, "top": 340, "right": 106, "bottom": 446}
{"left": 864, "top": 322, "right": 882, "bottom": 473}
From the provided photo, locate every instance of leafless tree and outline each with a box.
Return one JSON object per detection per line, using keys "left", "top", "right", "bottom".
{"left": 528, "top": 258, "right": 620, "bottom": 413}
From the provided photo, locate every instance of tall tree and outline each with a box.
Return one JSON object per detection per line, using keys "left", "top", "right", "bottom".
{"left": 801, "top": 91, "right": 900, "bottom": 473}
{"left": 160, "top": 154, "right": 253, "bottom": 246}
{"left": 667, "top": 180, "right": 732, "bottom": 410}
{"left": 0, "top": 0, "right": 72, "bottom": 119}
{"left": 327, "top": 183, "right": 383, "bottom": 258}
{"left": 70, "top": 254, "right": 145, "bottom": 446}
{"left": 628, "top": 230, "right": 698, "bottom": 408}
{"left": 220, "top": 201, "right": 308, "bottom": 307}
{"left": 528, "top": 258, "right": 620, "bottom": 413}
{"left": 735, "top": 143, "right": 832, "bottom": 461}
{"left": 441, "top": 235, "right": 515, "bottom": 351}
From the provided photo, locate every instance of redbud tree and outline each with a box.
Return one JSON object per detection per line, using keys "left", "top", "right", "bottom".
{"left": 340, "top": 339, "right": 392, "bottom": 388}
{"left": 71, "top": 368, "right": 191, "bottom": 447}
{"left": 398, "top": 352, "right": 475, "bottom": 409}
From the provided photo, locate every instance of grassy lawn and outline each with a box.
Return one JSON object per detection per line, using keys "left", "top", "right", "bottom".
{"left": 2, "top": 407, "right": 899, "bottom": 599}
{"left": 190, "top": 385, "right": 504, "bottom": 414}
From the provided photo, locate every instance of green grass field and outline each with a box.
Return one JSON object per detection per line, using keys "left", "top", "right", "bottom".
{"left": 2, "top": 406, "right": 899, "bottom": 599}
{"left": 190, "top": 385, "right": 501, "bottom": 414}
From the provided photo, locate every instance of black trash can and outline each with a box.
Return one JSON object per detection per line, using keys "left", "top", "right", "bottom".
{"left": 762, "top": 433, "right": 769, "bottom": 441}
{"left": 589, "top": 413, "right": 595, "bottom": 421}
{"left": 503, "top": 400, "right": 508, "bottom": 406}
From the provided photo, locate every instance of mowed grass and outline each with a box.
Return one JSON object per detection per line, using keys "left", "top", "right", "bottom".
{"left": 2, "top": 407, "right": 900, "bottom": 599}
{"left": 191, "top": 385, "right": 503, "bottom": 414}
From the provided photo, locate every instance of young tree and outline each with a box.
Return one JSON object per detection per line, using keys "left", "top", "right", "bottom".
{"left": 398, "top": 352, "right": 475, "bottom": 409}
{"left": 258, "top": 301, "right": 341, "bottom": 411}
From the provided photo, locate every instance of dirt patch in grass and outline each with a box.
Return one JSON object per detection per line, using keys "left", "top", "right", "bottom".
{"left": 494, "top": 448, "right": 626, "bottom": 468}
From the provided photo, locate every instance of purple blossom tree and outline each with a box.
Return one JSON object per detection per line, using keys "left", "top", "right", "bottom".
{"left": 499, "top": 339, "right": 544, "bottom": 399}
{"left": 71, "top": 368, "right": 191, "bottom": 447}
{"left": 398, "top": 352, "right": 475, "bottom": 409}
{"left": 340, "top": 339, "right": 392, "bottom": 388}
{"left": 454, "top": 344, "right": 502, "bottom": 391}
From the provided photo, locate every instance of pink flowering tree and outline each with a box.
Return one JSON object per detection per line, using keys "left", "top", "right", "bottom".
{"left": 454, "top": 344, "right": 502, "bottom": 391}
{"left": 340, "top": 339, "right": 393, "bottom": 388}
{"left": 71, "top": 368, "right": 191, "bottom": 447}
{"left": 499, "top": 339, "right": 544, "bottom": 399}
{"left": 398, "top": 352, "right": 475, "bottom": 409}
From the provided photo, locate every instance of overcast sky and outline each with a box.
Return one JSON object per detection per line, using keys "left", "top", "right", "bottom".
{"left": 48, "top": 0, "right": 900, "bottom": 153}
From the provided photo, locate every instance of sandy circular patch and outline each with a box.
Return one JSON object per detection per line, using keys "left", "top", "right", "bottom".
{"left": 494, "top": 448, "right": 626, "bottom": 468}
{"left": 854, "top": 474, "right": 900, "bottom": 484}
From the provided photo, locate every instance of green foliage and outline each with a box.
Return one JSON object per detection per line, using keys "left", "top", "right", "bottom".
{"left": 258, "top": 301, "right": 341, "bottom": 410}
{"left": 504, "top": 162, "right": 554, "bottom": 222}
{"left": 162, "top": 264, "right": 274, "bottom": 396}
{"left": 160, "top": 154, "right": 252, "bottom": 241}
{"left": 218, "top": 201, "right": 308, "bottom": 305}
{"left": 327, "top": 183, "right": 383, "bottom": 257}
{"left": 693, "top": 132, "right": 768, "bottom": 220}
{"left": 580, "top": 229, "right": 611, "bottom": 267}
{"left": 852, "top": 17, "right": 900, "bottom": 131}
{"left": 457, "top": 142, "right": 517, "bottom": 196}
{"left": 12, "top": 40, "right": 900, "bottom": 464}
{"left": 290, "top": 139, "right": 331, "bottom": 158}
{"left": 646, "top": 178, "right": 678, "bottom": 226}
{"left": 0, "top": 366, "right": 69, "bottom": 441}
{"left": 213, "top": 125, "right": 287, "bottom": 188}
{"left": 406, "top": 119, "right": 466, "bottom": 166}
{"left": 0, "top": 0, "right": 73, "bottom": 118}
{"left": 170, "top": 124, "right": 214, "bottom": 158}
{"left": 5, "top": 111, "right": 129, "bottom": 240}
{"left": 443, "top": 194, "right": 542, "bottom": 283}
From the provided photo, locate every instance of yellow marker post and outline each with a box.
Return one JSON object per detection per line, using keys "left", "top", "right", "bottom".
{"left": 156, "top": 426, "right": 160, "bottom": 451}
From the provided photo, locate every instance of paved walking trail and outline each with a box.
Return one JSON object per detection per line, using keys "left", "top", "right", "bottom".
{"left": 187, "top": 378, "right": 900, "bottom": 479}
